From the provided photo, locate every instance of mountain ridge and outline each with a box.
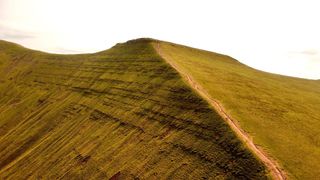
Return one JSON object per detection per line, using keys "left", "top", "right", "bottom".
{"left": 2, "top": 38, "right": 318, "bottom": 81}
{"left": 1, "top": 38, "right": 319, "bottom": 179}
{"left": 155, "top": 40, "right": 320, "bottom": 179}
{"left": 153, "top": 42, "right": 286, "bottom": 180}
{"left": 0, "top": 39, "right": 268, "bottom": 179}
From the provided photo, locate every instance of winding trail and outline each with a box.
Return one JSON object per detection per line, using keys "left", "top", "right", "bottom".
{"left": 153, "top": 42, "right": 286, "bottom": 180}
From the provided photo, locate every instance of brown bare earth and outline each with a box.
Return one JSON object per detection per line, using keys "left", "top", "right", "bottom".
{"left": 153, "top": 42, "right": 286, "bottom": 180}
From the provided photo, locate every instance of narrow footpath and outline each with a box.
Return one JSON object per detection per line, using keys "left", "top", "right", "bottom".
{"left": 154, "top": 42, "right": 286, "bottom": 180}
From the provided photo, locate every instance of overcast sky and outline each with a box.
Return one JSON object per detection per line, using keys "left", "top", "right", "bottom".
{"left": 0, "top": 0, "right": 319, "bottom": 79}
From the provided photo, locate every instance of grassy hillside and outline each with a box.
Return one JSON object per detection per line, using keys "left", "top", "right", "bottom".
{"left": 0, "top": 39, "right": 267, "bottom": 179}
{"left": 157, "top": 42, "right": 320, "bottom": 179}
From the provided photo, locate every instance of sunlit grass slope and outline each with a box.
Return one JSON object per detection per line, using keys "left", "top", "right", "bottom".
{"left": 158, "top": 42, "right": 320, "bottom": 179}
{"left": 0, "top": 39, "right": 267, "bottom": 179}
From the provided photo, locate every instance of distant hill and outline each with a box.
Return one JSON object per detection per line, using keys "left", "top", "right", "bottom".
{"left": 156, "top": 41, "right": 320, "bottom": 179}
{"left": 0, "top": 39, "right": 267, "bottom": 179}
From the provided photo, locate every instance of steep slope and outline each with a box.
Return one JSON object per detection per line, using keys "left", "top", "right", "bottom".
{"left": 156, "top": 41, "right": 320, "bottom": 179}
{"left": 153, "top": 43, "right": 285, "bottom": 180}
{"left": 0, "top": 39, "right": 267, "bottom": 179}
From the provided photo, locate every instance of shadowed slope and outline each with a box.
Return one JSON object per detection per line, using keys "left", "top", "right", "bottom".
{"left": 0, "top": 39, "right": 267, "bottom": 179}
{"left": 157, "top": 41, "right": 320, "bottom": 179}
{"left": 153, "top": 42, "right": 285, "bottom": 180}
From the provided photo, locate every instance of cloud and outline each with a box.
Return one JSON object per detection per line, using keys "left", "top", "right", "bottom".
{"left": 0, "top": 24, "right": 36, "bottom": 40}
{"left": 290, "top": 49, "right": 319, "bottom": 56}
{"left": 289, "top": 49, "right": 320, "bottom": 63}
{"left": 52, "top": 47, "right": 84, "bottom": 54}
{"left": 300, "top": 49, "right": 319, "bottom": 56}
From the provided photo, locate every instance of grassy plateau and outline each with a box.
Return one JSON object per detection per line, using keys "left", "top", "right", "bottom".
{"left": 157, "top": 41, "right": 320, "bottom": 179}
{"left": 0, "top": 39, "right": 268, "bottom": 179}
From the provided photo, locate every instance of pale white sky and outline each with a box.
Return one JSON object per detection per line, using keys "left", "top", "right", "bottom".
{"left": 0, "top": 0, "right": 319, "bottom": 79}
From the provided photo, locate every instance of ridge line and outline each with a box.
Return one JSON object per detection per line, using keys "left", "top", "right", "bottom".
{"left": 153, "top": 42, "right": 286, "bottom": 180}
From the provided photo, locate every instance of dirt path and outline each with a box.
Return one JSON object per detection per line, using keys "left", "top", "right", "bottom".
{"left": 153, "top": 42, "right": 286, "bottom": 180}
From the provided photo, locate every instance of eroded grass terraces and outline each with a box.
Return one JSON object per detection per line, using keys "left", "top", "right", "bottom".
{"left": 0, "top": 39, "right": 267, "bottom": 179}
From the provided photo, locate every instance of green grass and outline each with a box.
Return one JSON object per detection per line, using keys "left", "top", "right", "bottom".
{"left": 158, "top": 42, "right": 320, "bottom": 179}
{"left": 0, "top": 39, "right": 267, "bottom": 179}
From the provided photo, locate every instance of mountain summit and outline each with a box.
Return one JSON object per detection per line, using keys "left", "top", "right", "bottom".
{"left": 0, "top": 38, "right": 319, "bottom": 179}
{"left": 0, "top": 39, "right": 267, "bottom": 179}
